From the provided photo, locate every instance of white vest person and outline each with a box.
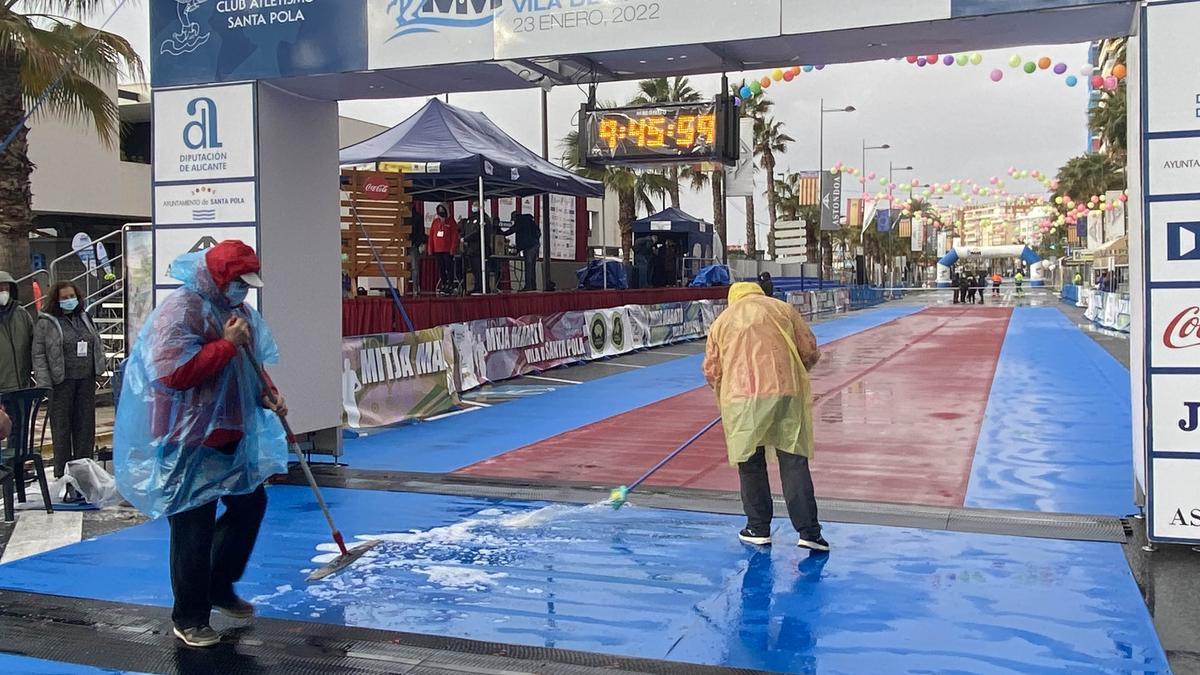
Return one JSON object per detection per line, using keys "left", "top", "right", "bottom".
{"left": 114, "top": 240, "right": 288, "bottom": 648}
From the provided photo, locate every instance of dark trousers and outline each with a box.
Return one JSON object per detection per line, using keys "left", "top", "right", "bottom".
{"left": 737, "top": 447, "right": 821, "bottom": 540}
{"left": 952, "top": 287, "right": 961, "bottom": 303}
{"left": 49, "top": 378, "right": 95, "bottom": 478}
{"left": 168, "top": 485, "right": 268, "bottom": 629}
{"left": 435, "top": 252, "right": 454, "bottom": 288}
{"left": 521, "top": 247, "right": 538, "bottom": 291}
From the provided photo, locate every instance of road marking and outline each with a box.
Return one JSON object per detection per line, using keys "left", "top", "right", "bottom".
{"left": 1, "top": 510, "right": 83, "bottom": 564}
{"left": 652, "top": 351, "right": 695, "bottom": 357}
{"left": 462, "top": 400, "right": 493, "bottom": 408}
{"left": 599, "top": 362, "right": 646, "bottom": 369}
{"left": 524, "top": 375, "right": 582, "bottom": 384}
{"left": 426, "top": 407, "right": 481, "bottom": 422}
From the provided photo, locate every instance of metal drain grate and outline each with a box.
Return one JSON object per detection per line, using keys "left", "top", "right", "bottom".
{"left": 0, "top": 590, "right": 774, "bottom": 675}
{"left": 294, "top": 467, "right": 1130, "bottom": 543}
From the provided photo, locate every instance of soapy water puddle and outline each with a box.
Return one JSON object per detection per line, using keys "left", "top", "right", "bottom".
{"left": 251, "top": 501, "right": 707, "bottom": 620}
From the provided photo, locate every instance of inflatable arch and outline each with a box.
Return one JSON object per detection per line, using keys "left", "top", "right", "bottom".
{"left": 936, "top": 245, "right": 1047, "bottom": 287}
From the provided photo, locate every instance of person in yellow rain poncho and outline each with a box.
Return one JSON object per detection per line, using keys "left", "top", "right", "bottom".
{"left": 703, "top": 282, "right": 827, "bottom": 551}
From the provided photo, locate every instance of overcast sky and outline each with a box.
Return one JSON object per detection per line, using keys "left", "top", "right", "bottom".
{"left": 103, "top": 7, "right": 1091, "bottom": 247}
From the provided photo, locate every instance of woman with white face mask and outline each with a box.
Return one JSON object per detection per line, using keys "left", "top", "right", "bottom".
{"left": 32, "top": 281, "right": 105, "bottom": 489}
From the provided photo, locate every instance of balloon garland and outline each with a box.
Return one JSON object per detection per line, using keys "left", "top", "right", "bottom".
{"left": 734, "top": 51, "right": 1126, "bottom": 104}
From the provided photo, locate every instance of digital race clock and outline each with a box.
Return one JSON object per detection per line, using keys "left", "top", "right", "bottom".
{"left": 579, "top": 98, "right": 738, "bottom": 167}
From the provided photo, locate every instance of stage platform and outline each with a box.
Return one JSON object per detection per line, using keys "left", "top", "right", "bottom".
{"left": 343, "top": 287, "right": 729, "bottom": 335}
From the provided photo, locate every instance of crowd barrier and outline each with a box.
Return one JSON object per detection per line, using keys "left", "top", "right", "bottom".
{"left": 1082, "top": 288, "right": 1130, "bottom": 333}
{"left": 785, "top": 288, "right": 851, "bottom": 318}
{"left": 341, "top": 299, "right": 726, "bottom": 427}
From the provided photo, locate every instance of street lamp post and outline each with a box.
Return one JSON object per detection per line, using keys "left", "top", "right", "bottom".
{"left": 888, "top": 163, "right": 914, "bottom": 285}
{"left": 861, "top": 141, "right": 890, "bottom": 286}
{"left": 818, "top": 99, "right": 855, "bottom": 286}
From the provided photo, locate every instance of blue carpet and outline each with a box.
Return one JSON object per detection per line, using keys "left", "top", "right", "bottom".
{"left": 966, "top": 307, "right": 1134, "bottom": 515}
{"left": 345, "top": 304, "right": 924, "bottom": 473}
{"left": 0, "top": 654, "right": 146, "bottom": 674}
{"left": 0, "top": 486, "right": 1167, "bottom": 674}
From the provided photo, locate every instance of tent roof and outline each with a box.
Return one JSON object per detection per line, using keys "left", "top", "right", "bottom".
{"left": 339, "top": 98, "right": 602, "bottom": 200}
{"left": 632, "top": 208, "right": 712, "bottom": 235}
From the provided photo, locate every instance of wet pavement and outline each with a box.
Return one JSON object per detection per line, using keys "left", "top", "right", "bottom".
{"left": 0, "top": 296, "right": 1195, "bottom": 674}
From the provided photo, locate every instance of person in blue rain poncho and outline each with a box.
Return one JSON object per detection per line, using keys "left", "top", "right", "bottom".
{"left": 114, "top": 240, "right": 288, "bottom": 648}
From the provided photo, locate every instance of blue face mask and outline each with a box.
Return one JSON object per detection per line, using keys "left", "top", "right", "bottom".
{"left": 225, "top": 280, "right": 250, "bottom": 306}
{"left": 60, "top": 298, "right": 79, "bottom": 312}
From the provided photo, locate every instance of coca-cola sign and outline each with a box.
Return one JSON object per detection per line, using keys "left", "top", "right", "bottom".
{"left": 1164, "top": 306, "right": 1200, "bottom": 349}
{"left": 361, "top": 173, "right": 391, "bottom": 200}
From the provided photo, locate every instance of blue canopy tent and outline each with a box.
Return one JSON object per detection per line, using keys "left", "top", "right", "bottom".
{"left": 631, "top": 208, "right": 715, "bottom": 261}
{"left": 339, "top": 98, "right": 602, "bottom": 202}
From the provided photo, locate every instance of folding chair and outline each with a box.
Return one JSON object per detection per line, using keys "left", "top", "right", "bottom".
{"left": 0, "top": 388, "right": 54, "bottom": 521}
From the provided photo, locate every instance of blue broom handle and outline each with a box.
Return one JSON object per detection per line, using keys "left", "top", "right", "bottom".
{"left": 626, "top": 416, "right": 722, "bottom": 492}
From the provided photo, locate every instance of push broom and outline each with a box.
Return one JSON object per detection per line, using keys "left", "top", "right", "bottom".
{"left": 243, "top": 346, "right": 381, "bottom": 581}
{"left": 609, "top": 416, "right": 722, "bottom": 509}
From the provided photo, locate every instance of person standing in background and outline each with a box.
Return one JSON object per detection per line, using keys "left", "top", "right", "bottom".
{"left": 633, "top": 235, "right": 655, "bottom": 289}
{"left": 758, "top": 272, "right": 775, "bottom": 297}
{"left": 504, "top": 211, "right": 540, "bottom": 292}
{"left": 428, "top": 204, "right": 459, "bottom": 295}
{"left": 409, "top": 214, "right": 426, "bottom": 295}
{"left": 0, "top": 271, "right": 33, "bottom": 394}
{"left": 32, "top": 281, "right": 105, "bottom": 487}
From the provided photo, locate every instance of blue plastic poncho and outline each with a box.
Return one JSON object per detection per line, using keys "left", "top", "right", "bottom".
{"left": 114, "top": 250, "right": 287, "bottom": 519}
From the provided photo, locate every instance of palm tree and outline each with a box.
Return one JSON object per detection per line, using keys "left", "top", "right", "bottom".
{"left": 0, "top": 1, "right": 143, "bottom": 279}
{"left": 754, "top": 116, "right": 793, "bottom": 259}
{"left": 1089, "top": 81, "right": 1127, "bottom": 159}
{"left": 630, "top": 76, "right": 701, "bottom": 209}
{"left": 561, "top": 129, "right": 671, "bottom": 259}
{"left": 1054, "top": 152, "right": 1126, "bottom": 203}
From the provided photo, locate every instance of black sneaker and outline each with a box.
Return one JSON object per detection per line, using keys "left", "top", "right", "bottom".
{"left": 797, "top": 536, "right": 831, "bottom": 552}
{"left": 738, "top": 527, "right": 771, "bottom": 546}
{"left": 173, "top": 624, "right": 221, "bottom": 648}
{"left": 213, "top": 596, "right": 255, "bottom": 620}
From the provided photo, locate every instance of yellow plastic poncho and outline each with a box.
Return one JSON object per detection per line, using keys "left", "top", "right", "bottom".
{"left": 703, "top": 282, "right": 821, "bottom": 465}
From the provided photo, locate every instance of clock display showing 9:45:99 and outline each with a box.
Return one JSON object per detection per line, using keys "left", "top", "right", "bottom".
{"left": 583, "top": 102, "right": 720, "bottom": 164}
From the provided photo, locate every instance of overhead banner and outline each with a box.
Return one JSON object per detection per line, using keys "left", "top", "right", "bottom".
{"left": 494, "top": 0, "right": 782, "bottom": 60}
{"left": 341, "top": 328, "right": 459, "bottom": 428}
{"left": 150, "top": 0, "right": 367, "bottom": 87}
{"left": 451, "top": 312, "right": 589, "bottom": 390}
{"left": 368, "top": 0, "right": 496, "bottom": 69}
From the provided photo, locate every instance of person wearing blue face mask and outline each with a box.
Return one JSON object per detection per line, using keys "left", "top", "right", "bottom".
{"left": 32, "top": 280, "right": 106, "bottom": 485}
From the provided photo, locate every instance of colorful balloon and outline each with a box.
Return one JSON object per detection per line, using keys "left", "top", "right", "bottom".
{"left": 772, "top": 68, "right": 784, "bottom": 81}
{"left": 1113, "top": 63, "right": 1127, "bottom": 79}
{"left": 814, "top": 65, "right": 825, "bottom": 70}
{"left": 1009, "top": 54, "right": 1022, "bottom": 68}
{"left": 740, "top": 85, "right": 752, "bottom": 98}
{"left": 943, "top": 54, "right": 955, "bottom": 66}
{"left": 1053, "top": 63, "right": 1067, "bottom": 75}
{"left": 1038, "top": 57, "right": 1052, "bottom": 70}
{"left": 760, "top": 76, "right": 772, "bottom": 88}
{"left": 1024, "top": 62, "right": 1037, "bottom": 74}
{"left": 1091, "top": 75, "right": 1104, "bottom": 88}
{"left": 783, "top": 70, "right": 795, "bottom": 82}
{"left": 750, "top": 80, "right": 762, "bottom": 94}
{"left": 1104, "top": 76, "right": 1118, "bottom": 90}
{"left": 917, "top": 57, "right": 927, "bottom": 67}
{"left": 956, "top": 53, "right": 968, "bottom": 66}
{"left": 906, "top": 55, "right": 918, "bottom": 64}
{"left": 803, "top": 65, "right": 814, "bottom": 72}
{"left": 990, "top": 69, "right": 1003, "bottom": 82}
{"left": 1065, "top": 75, "right": 1079, "bottom": 87}
{"left": 927, "top": 54, "right": 939, "bottom": 63}
{"left": 970, "top": 52, "right": 983, "bottom": 66}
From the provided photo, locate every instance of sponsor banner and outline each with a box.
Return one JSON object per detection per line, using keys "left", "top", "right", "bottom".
{"left": 1085, "top": 290, "right": 1131, "bottom": 333}
{"left": 1148, "top": 137, "right": 1200, "bottom": 197}
{"left": 369, "top": 0, "right": 495, "bottom": 69}
{"left": 342, "top": 328, "right": 458, "bottom": 428}
{"left": 155, "top": 181, "right": 257, "bottom": 225}
{"left": 820, "top": 171, "right": 842, "bottom": 231}
{"left": 1151, "top": 202, "right": 1200, "bottom": 282}
{"left": 452, "top": 311, "right": 589, "bottom": 387}
{"left": 1150, "top": 457, "right": 1200, "bottom": 540}
{"left": 724, "top": 118, "right": 756, "bottom": 198}
{"left": 1149, "top": 374, "right": 1200, "bottom": 454}
{"left": 150, "top": 0, "right": 367, "bottom": 87}
{"left": 153, "top": 84, "right": 256, "bottom": 183}
{"left": 154, "top": 225, "right": 257, "bottom": 286}
{"left": 495, "top": 0, "right": 780, "bottom": 60}
{"left": 1151, "top": 289, "right": 1200, "bottom": 366}
{"left": 629, "top": 302, "right": 706, "bottom": 349}
{"left": 701, "top": 300, "right": 727, "bottom": 330}
{"left": 1144, "top": 1, "right": 1200, "bottom": 134}
{"left": 787, "top": 292, "right": 814, "bottom": 317}
{"left": 585, "top": 307, "right": 633, "bottom": 359}
{"left": 549, "top": 194, "right": 577, "bottom": 260}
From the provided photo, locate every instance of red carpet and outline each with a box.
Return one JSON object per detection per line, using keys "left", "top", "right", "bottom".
{"left": 457, "top": 307, "right": 1013, "bottom": 507}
